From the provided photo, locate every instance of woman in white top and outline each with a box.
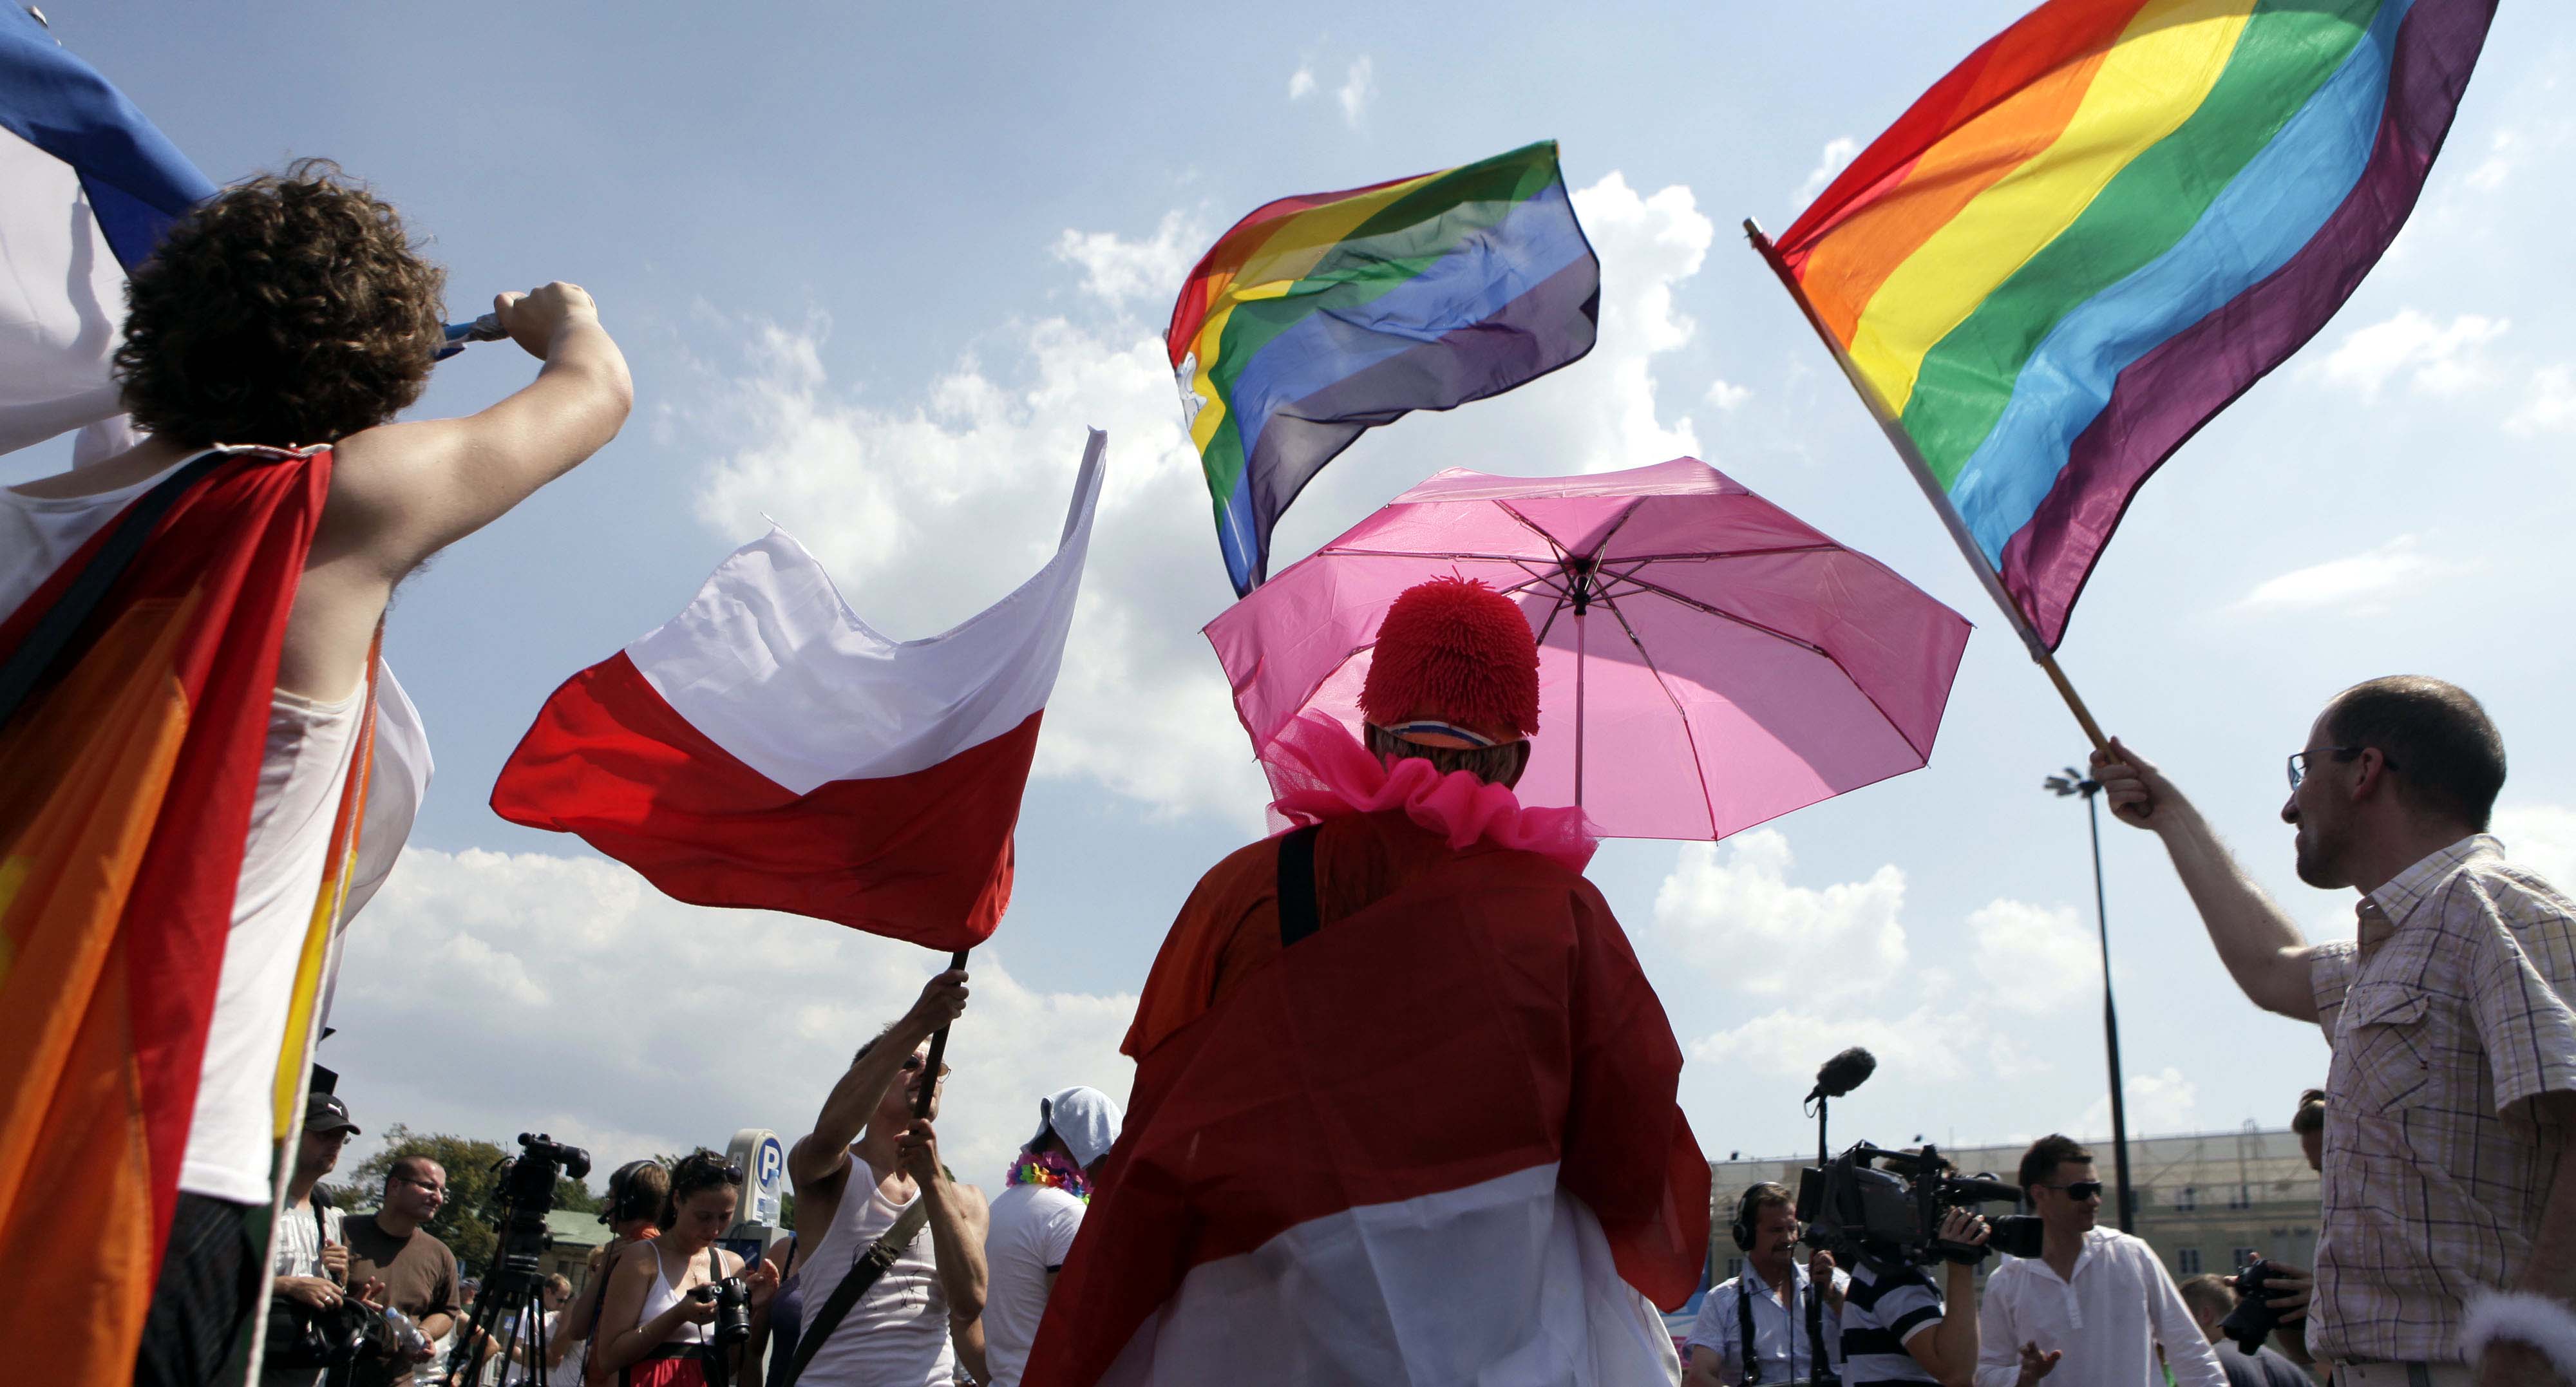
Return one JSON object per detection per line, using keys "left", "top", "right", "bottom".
{"left": 595, "top": 1151, "right": 777, "bottom": 1387}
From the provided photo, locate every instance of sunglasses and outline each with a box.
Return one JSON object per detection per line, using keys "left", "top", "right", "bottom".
{"left": 899, "top": 1055, "right": 952, "bottom": 1079}
{"left": 2040, "top": 1180, "right": 2105, "bottom": 1201}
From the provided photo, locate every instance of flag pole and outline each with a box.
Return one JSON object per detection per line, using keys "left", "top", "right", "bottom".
{"left": 1742, "top": 218, "right": 2109, "bottom": 753}
{"left": 914, "top": 950, "right": 971, "bottom": 1119}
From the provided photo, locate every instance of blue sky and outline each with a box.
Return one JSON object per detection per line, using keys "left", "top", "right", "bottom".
{"left": 19, "top": 1, "right": 2576, "bottom": 1187}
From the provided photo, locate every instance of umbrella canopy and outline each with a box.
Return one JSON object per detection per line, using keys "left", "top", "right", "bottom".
{"left": 1206, "top": 457, "right": 1973, "bottom": 840}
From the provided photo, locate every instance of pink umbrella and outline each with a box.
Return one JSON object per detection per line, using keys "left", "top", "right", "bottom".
{"left": 1205, "top": 457, "right": 1973, "bottom": 840}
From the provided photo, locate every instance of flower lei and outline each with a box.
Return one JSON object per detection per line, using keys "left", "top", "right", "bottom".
{"left": 1005, "top": 1147, "right": 1092, "bottom": 1202}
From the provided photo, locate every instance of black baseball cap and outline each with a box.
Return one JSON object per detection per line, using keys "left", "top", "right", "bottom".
{"left": 304, "top": 1091, "right": 361, "bottom": 1137}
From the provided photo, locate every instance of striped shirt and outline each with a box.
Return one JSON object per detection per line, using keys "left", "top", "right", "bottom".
{"left": 1839, "top": 1260, "right": 1942, "bottom": 1386}
{"left": 2308, "top": 835, "right": 2576, "bottom": 1363}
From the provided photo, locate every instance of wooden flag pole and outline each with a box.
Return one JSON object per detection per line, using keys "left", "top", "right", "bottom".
{"left": 1743, "top": 217, "right": 2110, "bottom": 753}
{"left": 914, "top": 949, "right": 971, "bottom": 1119}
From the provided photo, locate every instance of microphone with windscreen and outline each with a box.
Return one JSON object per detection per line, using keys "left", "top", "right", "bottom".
{"left": 1806, "top": 1046, "right": 1877, "bottom": 1102}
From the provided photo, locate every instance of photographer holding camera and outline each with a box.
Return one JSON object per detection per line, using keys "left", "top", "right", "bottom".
{"left": 1971, "top": 1136, "right": 2221, "bottom": 1387}
{"left": 2094, "top": 679, "right": 2576, "bottom": 1386}
{"left": 261, "top": 1092, "right": 361, "bottom": 1387}
{"left": 595, "top": 1150, "right": 777, "bottom": 1387}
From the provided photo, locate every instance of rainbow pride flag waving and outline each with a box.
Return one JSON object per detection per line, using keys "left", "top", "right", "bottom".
{"left": 1756, "top": 0, "right": 2495, "bottom": 652}
{"left": 1170, "top": 141, "right": 1599, "bottom": 596}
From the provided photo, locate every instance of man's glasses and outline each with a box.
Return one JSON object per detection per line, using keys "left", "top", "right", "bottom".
{"left": 2040, "top": 1180, "right": 2105, "bottom": 1201}
{"left": 2287, "top": 746, "right": 2399, "bottom": 790}
{"left": 899, "top": 1055, "right": 952, "bottom": 1079}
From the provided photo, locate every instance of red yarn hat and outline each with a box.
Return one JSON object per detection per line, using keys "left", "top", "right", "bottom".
{"left": 1359, "top": 577, "right": 1540, "bottom": 745}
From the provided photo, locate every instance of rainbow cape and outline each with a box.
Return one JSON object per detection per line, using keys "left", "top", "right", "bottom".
{"left": 1758, "top": 0, "right": 2495, "bottom": 650}
{"left": 1168, "top": 140, "right": 1599, "bottom": 596}
{"left": 0, "top": 448, "right": 368, "bottom": 1384}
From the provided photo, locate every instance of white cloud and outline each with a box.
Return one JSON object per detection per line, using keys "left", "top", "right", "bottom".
{"left": 1970, "top": 898, "right": 2099, "bottom": 1014}
{"left": 2230, "top": 534, "right": 2464, "bottom": 616}
{"left": 2304, "top": 309, "right": 2509, "bottom": 401}
{"left": 1653, "top": 830, "right": 1908, "bottom": 1001}
{"left": 1706, "top": 378, "right": 1751, "bottom": 411}
{"left": 2494, "top": 802, "right": 2576, "bottom": 891}
{"left": 2466, "top": 127, "right": 2519, "bottom": 192}
{"left": 2076, "top": 1066, "right": 2199, "bottom": 1139}
{"left": 1287, "top": 65, "right": 1316, "bottom": 101}
{"left": 1052, "top": 210, "right": 1206, "bottom": 308}
{"left": 327, "top": 848, "right": 1137, "bottom": 1184}
{"left": 1794, "top": 137, "right": 1859, "bottom": 209}
{"left": 1336, "top": 56, "right": 1375, "bottom": 128}
{"left": 2505, "top": 363, "right": 2576, "bottom": 437}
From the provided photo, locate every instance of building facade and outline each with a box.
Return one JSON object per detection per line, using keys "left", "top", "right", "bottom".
{"left": 1704, "top": 1126, "right": 2318, "bottom": 1287}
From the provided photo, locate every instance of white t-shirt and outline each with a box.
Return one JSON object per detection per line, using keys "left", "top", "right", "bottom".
{"left": 980, "top": 1183, "right": 1086, "bottom": 1387}
{"left": 260, "top": 1198, "right": 347, "bottom": 1387}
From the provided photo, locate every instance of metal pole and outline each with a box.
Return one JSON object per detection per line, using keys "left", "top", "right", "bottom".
{"left": 2086, "top": 789, "right": 2136, "bottom": 1232}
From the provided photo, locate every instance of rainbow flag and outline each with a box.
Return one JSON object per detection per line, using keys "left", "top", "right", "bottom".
{"left": 1757, "top": 0, "right": 2494, "bottom": 651}
{"left": 1169, "top": 141, "right": 1599, "bottom": 596}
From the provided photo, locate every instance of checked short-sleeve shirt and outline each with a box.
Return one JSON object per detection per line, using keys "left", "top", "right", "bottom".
{"left": 2307, "top": 835, "right": 2576, "bottom": 1363}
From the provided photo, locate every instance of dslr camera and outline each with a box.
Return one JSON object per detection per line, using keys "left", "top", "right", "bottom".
{"left": 697, "top": 1274, "right": 753, "bottom": 1347}
{"left": 1796, "top": 1141, "right": 2045, "bottom": 1270}
{"left": 2221, "top": 1258, "right": 2289, "bottom": 1352}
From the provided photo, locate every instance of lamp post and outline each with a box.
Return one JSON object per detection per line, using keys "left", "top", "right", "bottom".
{"left": 2045, "top": 766, "right": 2135, "bottom": 1233}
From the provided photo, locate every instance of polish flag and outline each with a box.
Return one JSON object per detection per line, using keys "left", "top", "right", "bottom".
{"left": 491, "top": 431, "right": 1105, "bottom": 950}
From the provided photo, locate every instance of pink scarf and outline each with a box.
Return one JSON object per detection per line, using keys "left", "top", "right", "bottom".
{"left": 1262, "top": 713, "right": 1597, "bottom": 872}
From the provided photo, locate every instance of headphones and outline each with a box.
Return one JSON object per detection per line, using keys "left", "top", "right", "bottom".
{"left": 1731, "top": 1182, "right": 1790, "bottom": 1252}
{"left": 601, "top": 1160, "right": 659, "bottom": 1227}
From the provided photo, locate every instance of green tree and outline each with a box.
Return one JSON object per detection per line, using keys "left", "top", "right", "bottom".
{"left": 325, "top": 1126, "right": 601, "bottom": 1274}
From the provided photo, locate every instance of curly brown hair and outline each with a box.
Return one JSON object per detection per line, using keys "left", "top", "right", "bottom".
{"left": 114, "top": 158, "right": 446, "bottom": 448}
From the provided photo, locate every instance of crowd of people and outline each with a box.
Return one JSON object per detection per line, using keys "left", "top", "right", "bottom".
{"left": 11, "top": 162, "right": 2576, "bottom": 1387}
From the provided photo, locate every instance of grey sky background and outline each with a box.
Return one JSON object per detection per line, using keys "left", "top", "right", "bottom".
{"left": 15, "top": 1, "right": 2574, "bottom": 1190}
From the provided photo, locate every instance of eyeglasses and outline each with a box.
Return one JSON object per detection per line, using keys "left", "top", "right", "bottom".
{"left": 2287, "top": 746, "right": 2398, "bottom": 790}
{"left": 2040, "top": 1180, "right": 2105, "bottom": 1201}
{"left": 900, "top": 1055, "right": 952, "bottom": 1079}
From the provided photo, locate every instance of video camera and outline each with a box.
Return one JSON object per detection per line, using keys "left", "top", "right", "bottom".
{"left": 1795, "top": 1142, "right": 2043, "bottom": 1270}
{"left": 450, "top": 1133, "right": 592, "bottom": 1386}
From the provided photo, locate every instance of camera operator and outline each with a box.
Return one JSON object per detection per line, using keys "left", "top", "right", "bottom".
{"left": 262, "top": 1092, "right": 361, "bottom": 1387}
{"left": 551, "top": 1160, "right": 668, "bottom": 1387}
{"left": 595, "top": 1151, "right": 777, "bottom": 1387}
{"left": 1972, "top": 1136, "right": 2221, "bottom": 1387}
{"left": 2094, "top": 679, "right": 2576, "bottom": 1386}
{"left": 783, "top": 970, "right": 990, "bottom": 1387}
{"left": 1684, "top": 1182, "right": 1845, "bottom": 1386}
{"left": 1839, "top": 1205, "right": 1991, "bottom": 1387}
{"left": 346, "top": 1156, "right": 463, "bottom": 1387}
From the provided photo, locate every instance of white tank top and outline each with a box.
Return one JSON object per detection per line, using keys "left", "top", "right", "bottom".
{"left": 3, "top": 451, "right": 365, "bottom": 1205}
{"left": 794, "top": 1165, "right": 956, "bottom": 1387}
{"left": 641, "top": 1245, "right": 717, "bottom": 1346}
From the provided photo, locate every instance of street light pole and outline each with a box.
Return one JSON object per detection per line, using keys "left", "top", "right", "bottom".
{"left": 2047, "top": 767, "right": 2135, "bottom": 1233}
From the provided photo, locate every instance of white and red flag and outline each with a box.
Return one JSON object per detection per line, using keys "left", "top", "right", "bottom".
{"left": 491, "top": 431, "right": 1105, "bottom": 949}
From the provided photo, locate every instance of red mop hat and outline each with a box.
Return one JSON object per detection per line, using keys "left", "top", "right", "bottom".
{"left": 1359, "top": 577, "right": 1540, "bottom": 748}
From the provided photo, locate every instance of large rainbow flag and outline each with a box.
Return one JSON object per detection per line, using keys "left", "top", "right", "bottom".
{"left": 1169, "top": 141, "right": 1599, "bottom": 596}
{"left": 1755, "top": 0, "right": 2495, "bottom": 652}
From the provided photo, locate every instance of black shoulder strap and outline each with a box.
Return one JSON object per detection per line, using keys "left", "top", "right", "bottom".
{"left": 1739, "top": 1276, "right": 1761, "bottom": 1385}
{"left": 775, "top": 1194, "right": 933, "bottom": 1387}
{"left": 1276, "top": 824, "right": 1323, "bottom": 948}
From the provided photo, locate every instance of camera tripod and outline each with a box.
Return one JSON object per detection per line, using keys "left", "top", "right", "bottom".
{"left": 448, "top": 1133, "right": 591, "bottom": 1387}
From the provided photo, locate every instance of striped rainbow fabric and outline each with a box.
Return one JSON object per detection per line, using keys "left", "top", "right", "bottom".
{"left": 1169, "top": 141, "right": 1599, "bottom": 596}
{"left": 1765, "top": 0, "right": 2494, "bottom": 650}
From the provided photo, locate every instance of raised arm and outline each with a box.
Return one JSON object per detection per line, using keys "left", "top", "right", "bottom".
{"left": 318, "top": 281, "right": 632, "bottom": 583}
{"left": 786, "top": 970, "right": 968, "bottom": 1191}
{"left": 2090, "top": 739, "right": 2322, "bottom": 1022}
